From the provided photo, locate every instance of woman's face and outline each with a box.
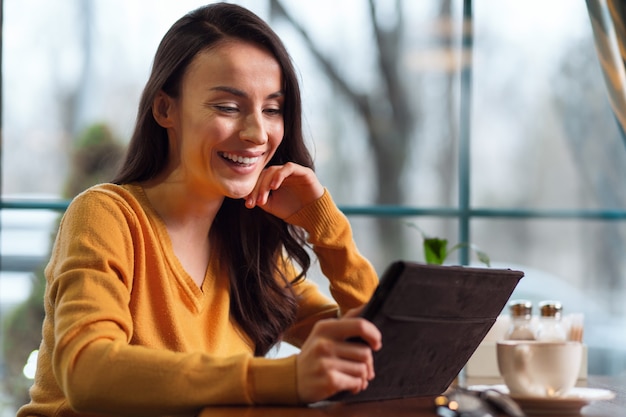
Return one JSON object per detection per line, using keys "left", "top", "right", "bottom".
{"left": 158, "top": 40, "right": 285, "bottom": 200}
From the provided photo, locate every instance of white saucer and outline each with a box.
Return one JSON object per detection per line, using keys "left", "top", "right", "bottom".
{"left": 468, "top": 384, "right": 615, "bottom": 415}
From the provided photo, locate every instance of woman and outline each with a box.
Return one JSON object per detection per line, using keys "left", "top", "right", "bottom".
{"left": 18, "top": 3, "right": 381, "bottom": 416}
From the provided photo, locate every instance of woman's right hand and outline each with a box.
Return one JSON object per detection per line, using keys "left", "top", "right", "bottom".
{"left": 295, "top": 310, "right": 382, "bottom": 403}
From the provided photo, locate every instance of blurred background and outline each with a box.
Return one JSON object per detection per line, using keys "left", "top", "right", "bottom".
{"left": 2, "top": 0, "right": 626, "bottom": 414}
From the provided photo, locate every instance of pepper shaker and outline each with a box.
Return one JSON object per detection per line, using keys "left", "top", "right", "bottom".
{"left": 505, "top": 299, "right": 535, "bottom": 340}
{"left": 535, "top": 300, "right": 567, "bottom": 341}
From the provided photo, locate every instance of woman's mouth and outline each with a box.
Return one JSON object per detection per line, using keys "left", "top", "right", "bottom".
{"left": 219, "top": 152, "right": 261, "bottom": 167}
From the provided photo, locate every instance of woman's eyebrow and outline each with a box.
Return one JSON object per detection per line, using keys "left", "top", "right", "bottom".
{"left": 268, "top": 91, "right": 284, "bottom": 100}
{"left": 210, "top": 86, "right": 246, "bottom": 97}
{"left": 210, "top": 86, "right": 284, "bottom": 99}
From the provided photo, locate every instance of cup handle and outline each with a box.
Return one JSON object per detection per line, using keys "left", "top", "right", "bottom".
{"left": 512, "top": 344, "right": 539, "bottom": 396}
{"left": 514, "top": 344, "right": 530, "bottom": 371}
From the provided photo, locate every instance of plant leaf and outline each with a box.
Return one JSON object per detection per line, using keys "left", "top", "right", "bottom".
{"left": 406, "top": 221, "right": 491, "bottom": 267}
{"left": 405, "top": 221, "right": 427, "bottom": 238}
{"left": 470, "top": 244, "right": 491, "bottom": 267}
{"left": 423, "top": 237, "right": 448, "bottom": 265}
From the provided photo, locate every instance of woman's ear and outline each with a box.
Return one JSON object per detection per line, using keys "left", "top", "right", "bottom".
{"left": 152, "top": 91, "right": 176, "bottom": 128}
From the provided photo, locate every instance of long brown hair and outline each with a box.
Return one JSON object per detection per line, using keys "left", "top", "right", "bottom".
{"left": 112, "top": 3, "right": 313, "bottom": 356}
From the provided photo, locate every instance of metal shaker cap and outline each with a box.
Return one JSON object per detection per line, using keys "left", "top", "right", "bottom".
{"left": 509, "top": 299, "right": 532, "bottom": 318}
{"left": 539, "top": 300, "right": 563, "bottom": 318}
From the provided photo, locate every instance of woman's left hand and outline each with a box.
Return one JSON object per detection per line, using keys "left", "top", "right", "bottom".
{"left": 245, "top": 162, "right": 324, "bottom": 219}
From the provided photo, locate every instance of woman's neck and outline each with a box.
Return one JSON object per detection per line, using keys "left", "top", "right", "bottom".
{"left": 141, "top": 180, "right": 223, "bottom": 288}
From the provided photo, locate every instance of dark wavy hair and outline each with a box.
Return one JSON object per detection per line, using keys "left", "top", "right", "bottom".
{"left": 112, "top": 2, "right": 313, "bottom": 356}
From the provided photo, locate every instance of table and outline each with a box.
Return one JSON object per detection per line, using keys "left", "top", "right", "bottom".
{"left": 577, "top": 374, "right": 626, "bottom": 416}
{"left": 198, "top": 375, "right": 626, "bottom": 417}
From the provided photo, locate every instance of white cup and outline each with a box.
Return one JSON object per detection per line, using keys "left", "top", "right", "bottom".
{"left": 496, "top": 340, "right": 582, "bottom": 398}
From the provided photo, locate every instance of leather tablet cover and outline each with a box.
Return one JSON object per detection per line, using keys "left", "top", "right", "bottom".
{"left": 327, "top": 261, "right": 524, "bottom": 403}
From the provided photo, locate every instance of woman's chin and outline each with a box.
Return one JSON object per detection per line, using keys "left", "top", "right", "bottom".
{"left": 220, "top": 177, "right": 260, "bottom": 201}
{"left": 225, "top": 186, "right": 254, "bottom": 201}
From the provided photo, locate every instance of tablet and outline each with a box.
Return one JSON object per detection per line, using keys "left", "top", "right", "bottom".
{"left": 326, "top": 260, "right": 524, "bottom": 403}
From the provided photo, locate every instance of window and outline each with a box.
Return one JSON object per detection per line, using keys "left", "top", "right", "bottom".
{"left": 1, "top": 1, "right": 625, "bottom": 414}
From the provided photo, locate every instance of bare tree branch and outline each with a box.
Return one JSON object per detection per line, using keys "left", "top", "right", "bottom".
{"left": 367, "top": 0, "right": 411, "bottom": 136}
{"left": 269, "top": 0, "right": 370, "bottom": 117}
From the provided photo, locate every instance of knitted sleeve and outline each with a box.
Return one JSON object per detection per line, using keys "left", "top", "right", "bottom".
{"left": 284, "top": 189, "right": 379, "bottom": 347}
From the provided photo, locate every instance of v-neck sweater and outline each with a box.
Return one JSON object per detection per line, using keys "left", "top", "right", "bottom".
{"left": 18, "top": 183, "right": 378, "bottom": 416}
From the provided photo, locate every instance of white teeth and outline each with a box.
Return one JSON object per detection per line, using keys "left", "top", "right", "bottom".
{"left": 221, "top": 152, "right": 259, "bottom": 165}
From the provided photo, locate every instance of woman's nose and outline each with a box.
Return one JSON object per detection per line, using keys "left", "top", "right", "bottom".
{"left": 239, "top": 112, "right": 268, "bottom": 145}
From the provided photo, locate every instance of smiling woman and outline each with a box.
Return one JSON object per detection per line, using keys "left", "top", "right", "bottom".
{"left": 16, "top": 3, "right": 381, "bottom": 416}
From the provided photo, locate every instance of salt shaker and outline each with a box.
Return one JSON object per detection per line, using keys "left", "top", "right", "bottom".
{"left": 535, "top": 300, "right": 567, "bottom": 341}
{"left": 505, "top": 299, "right": 535, "bottom": 340}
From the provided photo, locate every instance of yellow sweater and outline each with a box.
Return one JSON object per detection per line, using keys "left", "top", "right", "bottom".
{"left": 18, "top": 184, "right": 378, "bottom": 417}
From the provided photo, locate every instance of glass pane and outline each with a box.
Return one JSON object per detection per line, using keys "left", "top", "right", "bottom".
{"left": 472, "top": 1, "right": 626, "bottom": 210}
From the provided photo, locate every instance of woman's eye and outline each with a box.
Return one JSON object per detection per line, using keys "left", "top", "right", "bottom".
{"left": 264, "top": 107, "right": 282, "bottom": 116}
{"left": 214, "top": 105, "right": 238, "bottom": 113}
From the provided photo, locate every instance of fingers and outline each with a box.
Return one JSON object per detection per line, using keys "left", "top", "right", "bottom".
{"left": 245, "top": 164, "right": 288, "bottom": 208}
{"left": 297, "top": 355, "right": 370, "bottom": 402}
{"left": 296, "top": 316, "right": 383, "bottom": 403}
{"left": 297, "top": 343, "right": 373, "bottom": 402}
{"left": 244, "top": 163, "right": 324, "bottom": 218}
{"left": 310, "top": 339, "right": 375, "bottom": 379}
{"left": 312, "top": 317, "right": 382, "bottom": 352}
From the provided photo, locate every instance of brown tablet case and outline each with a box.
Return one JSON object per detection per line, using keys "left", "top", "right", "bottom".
{"left": 326, "top": 261, "right": 524, "bottom": 403}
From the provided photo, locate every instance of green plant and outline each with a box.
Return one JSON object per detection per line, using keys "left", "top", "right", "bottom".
{"left": 406, "top": 222, "right": 491, "bottom": 267}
